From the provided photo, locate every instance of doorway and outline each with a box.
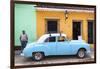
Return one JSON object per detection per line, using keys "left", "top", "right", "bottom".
{"left": 88, "top": 20, "right": 94, "bottom": 44}
{"left": 73, "top": 21, "right": 81, "bottom": 40}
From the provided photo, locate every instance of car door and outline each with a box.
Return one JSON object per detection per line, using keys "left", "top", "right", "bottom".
{"left": 43, "top": 36, "right": 57, "bottom": 56}
{"left": 56, "top": 36, "right": 72, "bottom": 55}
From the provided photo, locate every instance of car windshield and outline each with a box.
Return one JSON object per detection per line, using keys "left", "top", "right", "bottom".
{"left": 37, "top": 35, "right": 49, "bottom": 43}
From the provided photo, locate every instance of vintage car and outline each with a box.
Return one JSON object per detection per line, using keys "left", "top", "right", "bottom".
{"left": 22, "top": 33, "right": 91, "bottom": 61}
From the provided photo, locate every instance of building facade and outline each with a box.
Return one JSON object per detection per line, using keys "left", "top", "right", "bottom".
{"left": 15, "top": 3, "right": 95, "bottom": 48}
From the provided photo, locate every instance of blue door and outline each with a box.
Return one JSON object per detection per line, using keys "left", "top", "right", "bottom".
{"left": 43, "top": 37, "right": 57, "bottom": 56}
{"left": 56, "top": 36, "right": 71, "bottom": 55}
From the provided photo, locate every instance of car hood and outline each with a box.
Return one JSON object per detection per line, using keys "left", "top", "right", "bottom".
{"left": 25, "top": 42, "right": 43, "bottom": 48}
{"left": 25, "top": 42, "right": 37, "bottom": 48}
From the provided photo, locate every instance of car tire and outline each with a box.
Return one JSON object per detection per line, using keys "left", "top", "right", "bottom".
{"left": 32, "top": 52, "right": 44, "bottom": 61}
{"left": 77, "top": 49, "right": 86, "bottom": 58}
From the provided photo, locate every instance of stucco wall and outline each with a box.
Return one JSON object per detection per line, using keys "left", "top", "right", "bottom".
{"left": 36, "top": 10, "right": 94, "bottom": 43}
{"left": 36, "top": 11, "right": 66, "bottom": 38}
{"left": 14, "top": 4, "right": 37, "bottom": 46}
{"left": 67, "top": 12, "right": 94, "bottom": 42}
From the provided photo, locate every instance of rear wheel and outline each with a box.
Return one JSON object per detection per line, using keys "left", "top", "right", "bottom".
{"left": 32, "top": 52, "right": 44, "bottom": 61}
{"left": 77, "top": 49, "right": 86, "bottom": 58}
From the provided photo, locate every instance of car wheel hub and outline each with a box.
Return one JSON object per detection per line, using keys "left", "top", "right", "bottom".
{"left": 34, "top": 53, "right": 42, "bottom": 60}
{"left": 78, "top": 50, "right": 85, "bottom": 58}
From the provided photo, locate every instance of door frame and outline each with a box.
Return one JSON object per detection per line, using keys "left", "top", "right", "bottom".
{"left": 45, "top": 19, "right": 60, "bottom": 33}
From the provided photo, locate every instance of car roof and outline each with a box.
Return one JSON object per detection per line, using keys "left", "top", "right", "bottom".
{"left": 44, "top": 33, "right": 66, "bottom": 37}
{"left": 37, "top": 33, "right": 66, "bottom": 43}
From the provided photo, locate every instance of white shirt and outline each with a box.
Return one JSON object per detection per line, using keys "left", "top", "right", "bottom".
{"left": 20, "top": 34, "right": 28, "bottom": 41}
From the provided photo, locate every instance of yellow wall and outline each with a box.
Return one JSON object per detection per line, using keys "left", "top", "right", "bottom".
{"left": 66, "top": 12, "right": 94, "bottom": 42}
{"left": 36, "top": 11, "right": 66, "bottom": 38}
{"left": 36, "top": 10, "right": 94, "bottom": 45}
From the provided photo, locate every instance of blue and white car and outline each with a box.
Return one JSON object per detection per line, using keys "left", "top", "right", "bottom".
{"left": 23, "top": 33, "right": 91, "bottom": 61}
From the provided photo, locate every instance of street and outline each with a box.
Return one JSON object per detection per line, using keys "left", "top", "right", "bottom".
{"left": 15, "top": 49, "right": 94, "bottom": 66}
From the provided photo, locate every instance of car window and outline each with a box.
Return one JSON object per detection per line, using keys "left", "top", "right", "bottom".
{"left": 45, "top": 37, "right": 56, "bottom": 42}
{"left": 58, "top": 36, "right": 66, "bottom": 42}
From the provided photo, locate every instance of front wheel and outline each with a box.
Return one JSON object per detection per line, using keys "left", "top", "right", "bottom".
{"left": 77, "top": 49, "right": 86, "bottom": 58}
{"left": 32, "top": 52, "right": 44, "bottom": 61}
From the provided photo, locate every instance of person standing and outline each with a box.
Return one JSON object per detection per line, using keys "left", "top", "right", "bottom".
{"left": 20, "top": 30, "right": 28, "bottom": 55}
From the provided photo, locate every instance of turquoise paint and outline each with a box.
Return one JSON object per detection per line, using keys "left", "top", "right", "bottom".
{"left": 15, "top": 4, "right": 37, "bottom": 46}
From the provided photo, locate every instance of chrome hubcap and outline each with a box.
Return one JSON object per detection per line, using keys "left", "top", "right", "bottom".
{"left": 78, "top": 50, "right": 85, "bottom": 58}
{"left": 34, "top": 53, "right": 42, "bottom": 60}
